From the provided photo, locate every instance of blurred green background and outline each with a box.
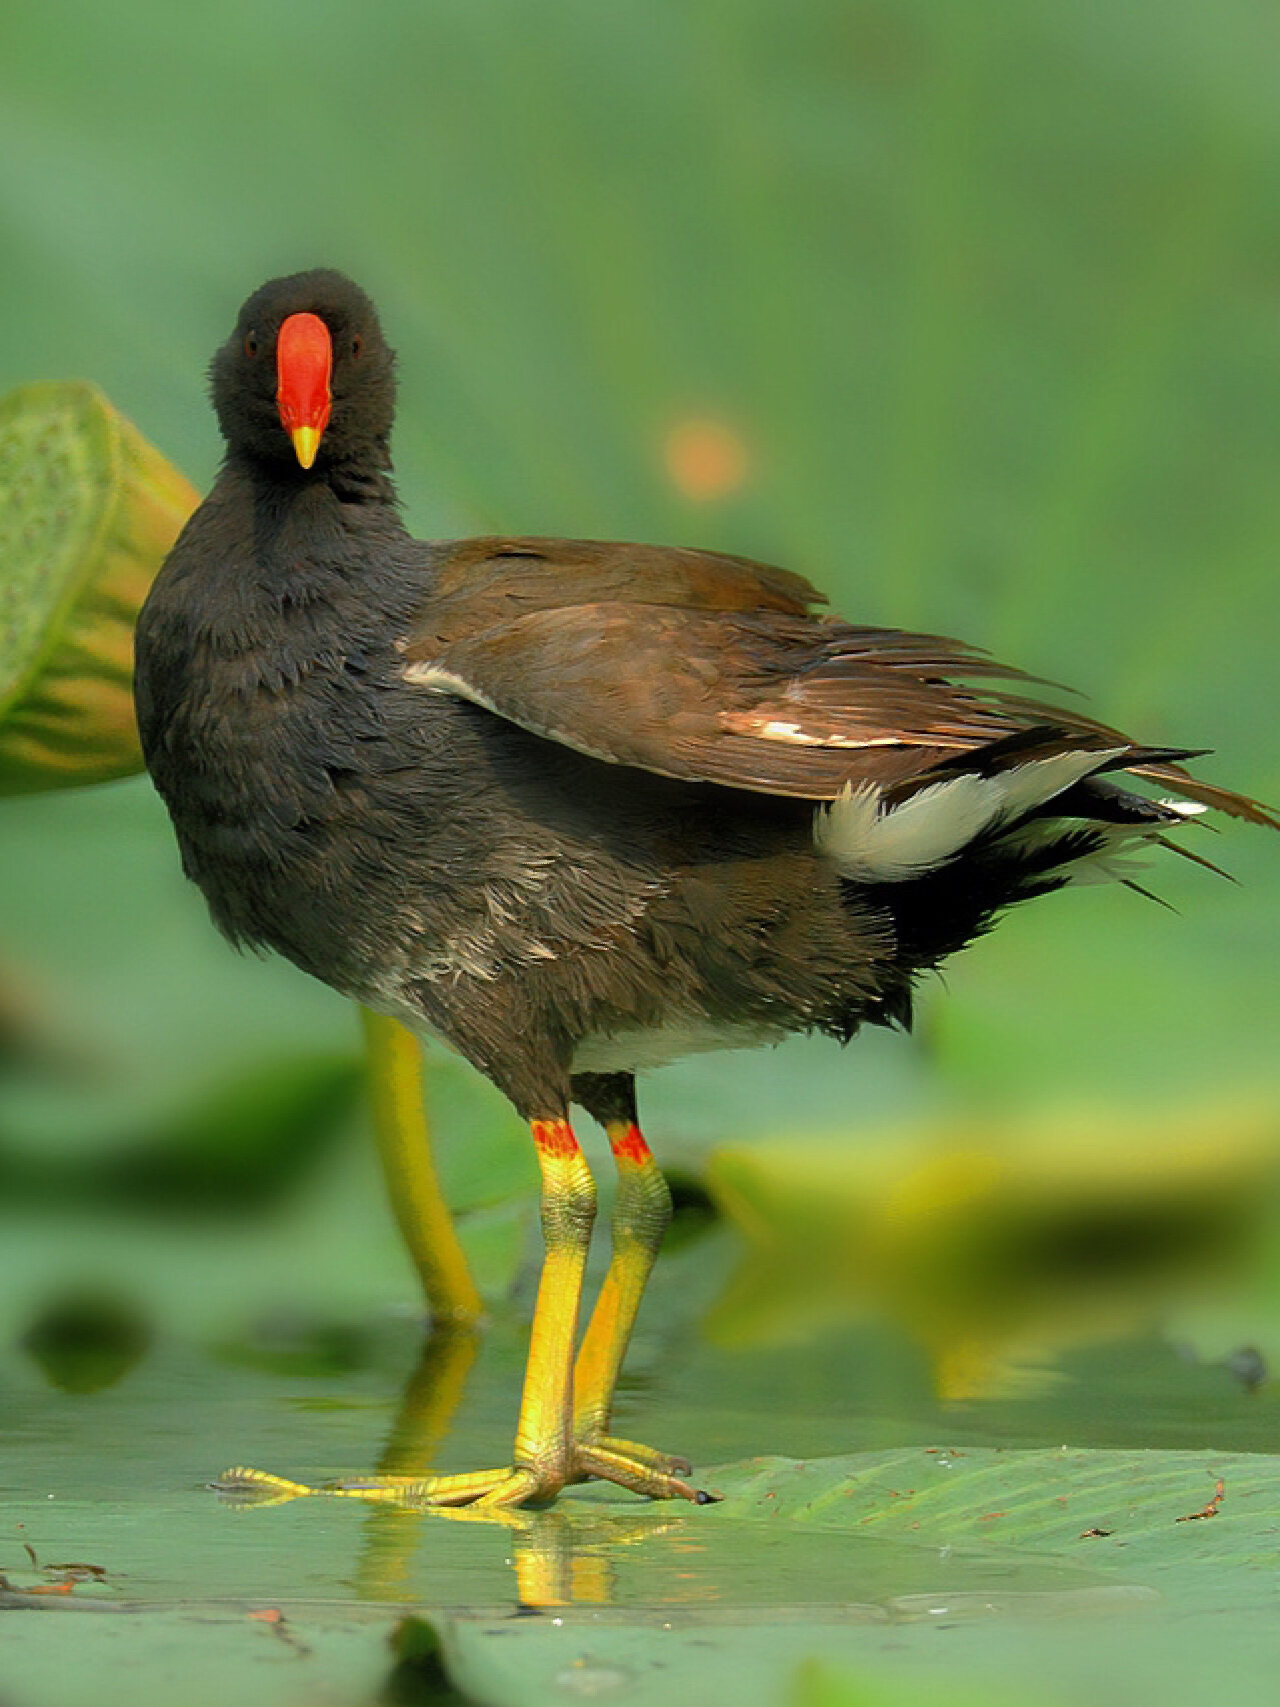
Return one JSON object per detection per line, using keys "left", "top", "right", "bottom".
{"left": 2, "top": 0, "right": 1280, "bottom": 1697}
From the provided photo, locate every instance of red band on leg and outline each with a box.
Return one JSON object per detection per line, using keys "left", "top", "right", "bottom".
{"left": 608, "top": 1123, "right": 652, "bottom": 1166}
{"left": 529, "top": 1118, "right": 580, "bottom": 1159}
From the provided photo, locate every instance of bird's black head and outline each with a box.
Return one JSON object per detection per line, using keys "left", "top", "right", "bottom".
{"left": 210, "top": 269, "right": 396, "bottom": 478}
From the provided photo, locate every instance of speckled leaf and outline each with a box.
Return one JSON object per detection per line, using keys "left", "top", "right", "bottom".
{"left": 0, "top": 381, "right": 196, "bottom": 793}
{"left": 426, "top": 1447, "right": 1280, "bottom": 1707}
{"left": 707, "top": 1447, "right": 1263, "bottom": 1569}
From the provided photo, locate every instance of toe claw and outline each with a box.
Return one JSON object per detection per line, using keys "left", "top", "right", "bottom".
{"left": 211, "top": 1466, "right": 316, "bottom": 1506}
{"left": 215, "top": 1466, "right": 293, "bottom": 1490}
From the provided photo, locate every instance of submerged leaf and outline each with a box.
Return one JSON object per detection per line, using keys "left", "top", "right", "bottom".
{"left": 793, "top": 1658, "right": 1056, "bottom": 1707}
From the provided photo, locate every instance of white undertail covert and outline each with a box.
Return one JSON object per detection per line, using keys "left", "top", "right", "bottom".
{"left": 813, "top": 748, "right": 1133, "bottom": 883}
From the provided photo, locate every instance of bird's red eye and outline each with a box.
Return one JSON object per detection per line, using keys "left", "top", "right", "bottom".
{"left": 244, "top": 332, "right": 259, "bottom": 358}
{"left": 351, "top": 335, "right": 363, "bottom": 358}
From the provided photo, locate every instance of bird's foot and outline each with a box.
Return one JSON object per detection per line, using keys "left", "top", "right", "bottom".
{"left": 572, "top": 1432, "right": 693, "bottom": 1480}
{"left": 213, "top": 1441, "right": 715, "bottom": 1510}
{"left": 572, "top": 1439, "right": 712, "bottom": 1502}
{"left": 212, "top": 1467, "right": 318, "bottom": 1508}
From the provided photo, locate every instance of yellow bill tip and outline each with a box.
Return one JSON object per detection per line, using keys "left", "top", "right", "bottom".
{"left": 290, "top": 425, "right": 321, "bottom": 469}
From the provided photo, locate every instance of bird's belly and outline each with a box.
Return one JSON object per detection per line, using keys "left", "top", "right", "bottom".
{"left": 571, "top": 1020, "right": 786, "bottom": 1074}
{"left": 391, "top": 1004, "right": 783, "bottom": 1076}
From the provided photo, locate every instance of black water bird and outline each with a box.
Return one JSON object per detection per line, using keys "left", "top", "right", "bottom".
{"left": 133, "top": 269, "right": 1276, "bottom": 1508}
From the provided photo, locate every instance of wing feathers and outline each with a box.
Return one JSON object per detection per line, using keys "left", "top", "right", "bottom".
{"left": 402, "top": 537, "right": 1273, "bottom": 834}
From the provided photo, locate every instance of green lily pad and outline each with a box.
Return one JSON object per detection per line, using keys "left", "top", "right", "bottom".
{"left": 417, "top": 1446, "right": 1280, "bottom": 1706}
{"left": 8, "top": 1444, "right": 1269, "bottom": 1707}
{"left": 0, "top": 381, "right": 196, "bottom": 793}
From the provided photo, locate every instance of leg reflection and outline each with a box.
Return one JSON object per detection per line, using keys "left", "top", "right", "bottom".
{"left": 354, "top": 1322, "right": 482, "bottom": 1600}
{"left": 218, "top": 1257, "right": 696, "bottom": 1607}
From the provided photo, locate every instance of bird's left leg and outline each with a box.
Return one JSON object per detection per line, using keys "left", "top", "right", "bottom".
{"left": 360, "top": 1010, "right": 482, "bottom": 1325}
{"left": 569, "top": 1074, "right": 695, "bottom": 1485}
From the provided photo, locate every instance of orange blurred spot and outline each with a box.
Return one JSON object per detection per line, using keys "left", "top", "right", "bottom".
{"left": 663, "top": 418, "right": 748, "bottom": 501}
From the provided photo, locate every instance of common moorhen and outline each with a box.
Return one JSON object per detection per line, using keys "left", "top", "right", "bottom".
{"left": 134, "top": 269, "right": 1276, "bottom": 1508}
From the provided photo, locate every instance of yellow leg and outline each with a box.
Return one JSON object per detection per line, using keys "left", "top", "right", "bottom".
{"left": 572, "top": 1121, "right": 691, "bottom": 1479}
{"left": 302, "top": 1119, "right": 595, "bottom": 1508}
{"left": 217, "top": 1117, "right": 714, "bottom": 1508}
{"left": 482, "top": 1116, "right": 599, "bottom": 1503}
{"left": 360, "top": 1009, "right": 482, "bottom": 1326}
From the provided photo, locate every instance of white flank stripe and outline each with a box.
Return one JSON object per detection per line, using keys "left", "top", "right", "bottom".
{"left": 402, "top": 662, "right": 501, "bottom": 710}
{"left": 759, "top": 719, "right": 824, "bottom": 745}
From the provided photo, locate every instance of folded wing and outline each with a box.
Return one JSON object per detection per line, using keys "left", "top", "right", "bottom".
{"left": 403, "top": 538, "right": 1275, "bottom": 826}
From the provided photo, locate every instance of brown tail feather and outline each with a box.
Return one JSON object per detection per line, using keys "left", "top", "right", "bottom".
{"left": 1128, "top": 762, "right": 1280, "bottom": 831}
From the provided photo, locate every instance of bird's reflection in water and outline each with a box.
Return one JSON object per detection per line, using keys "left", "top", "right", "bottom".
{"left": 229, "top": 1320, "right": 686, "bottom": 1608}
{"left": 349, "top": 1321, "right": 477, "bottom": 1602}
{"left": 416, "top": 1502, "right": 689, "bottom": 1609}
{"left": 352, "top": 1324, "right": 687, "bottom": 1606}
{"left": 222, "top": 1324, "right": 1162, "bottom": 1618}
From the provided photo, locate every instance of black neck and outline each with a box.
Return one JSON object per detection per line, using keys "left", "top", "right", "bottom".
{"left": 223, "top": 445, "right": 399, "bottom": 508}
{"left": 198, "top": 450, "right": 421, "bottom": 620}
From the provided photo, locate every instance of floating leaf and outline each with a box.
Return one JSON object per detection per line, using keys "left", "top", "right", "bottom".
{"left": 706, "top": 1108, "right": 1280, "bottom": 1397}
{"left": 0, "top": 381, "right": 196, "bottom": 794}
{"left": 414, "top": 1447, "right": 1280, "bottom": 1706}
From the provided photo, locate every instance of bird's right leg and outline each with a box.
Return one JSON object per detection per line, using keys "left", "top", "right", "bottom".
{"left": 569, "top": 1073, "right": 694, "bottom": 1484}
{"left": 225, "top": 1114, "right": 597, "bottom": 1507}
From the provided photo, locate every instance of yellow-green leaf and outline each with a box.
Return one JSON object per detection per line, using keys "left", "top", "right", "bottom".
{"left": 0, "top": 381, "right": 196, "bottom": 794}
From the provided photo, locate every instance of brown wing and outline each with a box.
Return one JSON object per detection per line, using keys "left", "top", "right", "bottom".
{"left": 404, "top": 538, "right": 1276, "bottom": 824}
{"left": 417, "top": 535, "right": 826, "bottom": 646}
